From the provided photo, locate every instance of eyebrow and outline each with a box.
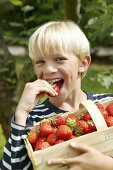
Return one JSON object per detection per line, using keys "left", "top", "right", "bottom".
{"left": 34, "top": 56, "right": 44, "bottom": 60}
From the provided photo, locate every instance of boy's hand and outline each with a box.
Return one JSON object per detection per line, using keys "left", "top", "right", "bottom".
{"left": 47, "top": 142, "right": 113, "bottom": 170}
{"left": 15, "top": 79, "right": 58, "bottom": 126}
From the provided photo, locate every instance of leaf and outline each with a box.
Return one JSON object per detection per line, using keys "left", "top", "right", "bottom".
{"left": 107, "top": 4, "right": 113, "bottom": 15}
{"left": 21, "top": 5, "right": 34, "bottom": 13}
{"left": 0, "top": 68, "right": 9, "bottom": 74}
{"left": 9, "top": 0, "right": 23, "bottom": 6}
{"left": 9, "top": 22, "right": 23, "bottom": 28}
{"left": 97, "top": 71, "right": 113, "bottom": 89}
{"left": 86, "top": 13, "right": 113, "bottom": 41}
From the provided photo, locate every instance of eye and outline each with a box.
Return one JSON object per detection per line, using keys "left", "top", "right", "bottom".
{"left": 56, "top": 57, "right": 66, "bottom": 62}
{"left": 35, "top": 60, "right": 45, "bottom": 65}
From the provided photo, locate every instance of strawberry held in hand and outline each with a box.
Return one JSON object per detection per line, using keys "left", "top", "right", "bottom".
{"left": 53, "top": 84, "right": 60, "bottom": 94}
{"left": 52, "top": 84, "right": 60, "bottom": 94}
{"left": 49, "top": 79, "right": 64, "bottom": 95}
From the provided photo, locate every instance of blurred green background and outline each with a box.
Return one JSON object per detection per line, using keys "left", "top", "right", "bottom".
{"left": 0, "top": 0, "right": 113, "bottom": 159}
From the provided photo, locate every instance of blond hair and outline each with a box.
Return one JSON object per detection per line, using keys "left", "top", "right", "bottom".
{"left": 29, "top": 21, "right": 90, "bottom": 77}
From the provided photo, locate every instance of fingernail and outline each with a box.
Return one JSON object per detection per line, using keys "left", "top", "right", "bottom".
{"left": 70, "top": 142, "right": 78, "bottom": 147}
{"left": 70, "top": 142, "right": 75, "bottom": 147}
{"left": 54, "top": 91, "right": 58, "bottom": 95}
{"left": 47, "top": 160, "right": 51, "bottom": 165}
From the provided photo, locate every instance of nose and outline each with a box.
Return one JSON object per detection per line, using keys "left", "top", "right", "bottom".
{"left": 44, "top": 62, "right": 57, "bottom": 75}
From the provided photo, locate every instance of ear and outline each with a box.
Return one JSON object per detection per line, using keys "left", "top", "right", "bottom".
{"left": 78, "top": 56, "right": 91, "bottom": 73}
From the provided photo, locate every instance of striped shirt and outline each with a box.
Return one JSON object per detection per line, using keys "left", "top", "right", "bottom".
{"left": 0, "top": 93, "right": 113, "bottom": 170}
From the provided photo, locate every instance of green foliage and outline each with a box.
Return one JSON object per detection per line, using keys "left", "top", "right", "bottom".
{"left": 97, "top": 70, "right": 113, "bottom": 89}
{"left": 9, "top": 0, "right": 23, "bottom": 6}
{"left": 0, "top": 125, "right": 6, "bottom": 159}
{"left": 1, "top": 0, "right": 65, "bottom": 46}
{"left": 1, "top": 0, "right": 113, "bottom": 49}
{"left": 80, "top": 0, "right": 113, "bottom": 47}
{"left": 82, "top": 65, "right": 113, "bottom": 93}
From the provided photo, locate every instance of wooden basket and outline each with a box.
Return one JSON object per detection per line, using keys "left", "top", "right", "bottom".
{"left": 24, "top": 99, "right": 113, "bottom": 170}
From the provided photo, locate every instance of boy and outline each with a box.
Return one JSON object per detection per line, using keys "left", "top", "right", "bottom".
{"left": 1, "top": 21, "right": 113, "bottom": 170}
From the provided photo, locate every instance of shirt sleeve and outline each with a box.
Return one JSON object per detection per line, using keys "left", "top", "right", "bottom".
{"left": 0, "top": 116, "right": 33, "bottom": 170}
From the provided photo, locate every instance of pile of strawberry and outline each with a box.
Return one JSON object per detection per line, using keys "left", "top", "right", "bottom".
{"left": 27, "top": 102, "right": 113, "bottom": 151}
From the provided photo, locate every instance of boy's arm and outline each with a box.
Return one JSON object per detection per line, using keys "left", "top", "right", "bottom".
{"left": 0, "top": 117, "right": 33, "bottom": 170}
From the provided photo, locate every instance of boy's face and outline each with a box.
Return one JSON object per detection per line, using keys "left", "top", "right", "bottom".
{"left": 33, "top": 51, "right": 85, "bottom": 101}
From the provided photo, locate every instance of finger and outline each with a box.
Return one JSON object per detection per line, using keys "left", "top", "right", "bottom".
{"left": 34, "top": 80, "right": 58, "bottom": 96}
{"left": 70, "top": 142, "right": 96, "bottom": 153}
{"left": 37, "top": 87, "right": 58, "bottom": 97}
{"left": 69, "top": 165, "right": 82, "bottom": 170}
{"left": 47, "top": 157, "right": 79, "bottom": 165}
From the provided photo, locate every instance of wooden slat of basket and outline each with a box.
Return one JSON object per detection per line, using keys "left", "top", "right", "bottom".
{"left": 80, "top": 100, "right": 108, "bottom": 130}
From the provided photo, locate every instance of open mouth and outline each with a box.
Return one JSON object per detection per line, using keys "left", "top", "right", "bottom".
{"left": 48, "top": 79, "right": 64, "bottom": 89}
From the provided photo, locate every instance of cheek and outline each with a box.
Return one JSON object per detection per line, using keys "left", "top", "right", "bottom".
{"left": 61, "top": 67, "right": 78, "bottom": 85}
{"left": 63, "top": 64, "right": 79, "bottom": 79}
{"left": 34, "top": 67, "right": 42, "bottom": 79}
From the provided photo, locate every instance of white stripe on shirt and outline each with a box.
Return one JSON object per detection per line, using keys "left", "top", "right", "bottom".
{"left": 23, "top": 161, "right": 32, "bottom": 170}
{"left": 31, "top": 112, "right": 56, "bottom": 119}
{"left": 32, "top": 108, "right": 49, "bottom": 112}
{"left": 4, "top": 146, "right": 11, "bottom": 157}
{"left": 11, "top": 154, "right": 27, "bottom": 163}
{"left": 2, "top": 159, "right": 11, "bottom": 170}
{"left": 11, "top": 144, "right": 25, "bottom": 152}
{"left": 11, "top": 134, "right": 26, "bottom": 141}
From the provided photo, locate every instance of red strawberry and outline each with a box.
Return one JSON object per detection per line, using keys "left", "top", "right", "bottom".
{"left": 47, "top": 133, "right": 57, "bottom": 145}
{"left": 81, "top": 112, "right": 92, "bottom": 121}
{"left": 66, "top": 114, "right": 79, "bottom": 121}
{"left": 28, "top": 129, "right": 39, "bottom": 144}
{"left": 77, "top": 120, "right": 90, "bottom": 135}
{"left": 36, "top": 137, "right": 46, "bottom": 144}
{"left": 96, "top": 103, "right": 104, "bottom": 110}
{"left": 51, "top": 115, "right": 65, "bottom": 127}
{"left": 101, "top": 109, "right": 108, "bottom": 119}
{"left": 53, "top": 84, "right": 60, "bottom": 94}
{"left": 106, "top": 103, "right": 113, "bottom": 116}
{"left": 69, "top": 134, "right": 78, "bottom": 139}
{"left": 96, "top": 103, "right": 108, "bottom": 119}
{"left": 40, "top": 119, "right": 52, "bottom": 126}
{"left": 105, "top": 116, "right": 113, "bottom": 127}
{"left": 56, "top": 115, "right": 65, "bottom": 126}
{"left": 87, "top": 120, "right": 97, "bottom": 132}
{"left": 40, "top": 124, "right": 55, "bottom": 137}
{"left": 56, "top": 125, "right": 72, "bottom": 140}
{"left": 35, "top": 141, "right": 50, "bottom": 151}
{"left": 55, "top": 139, "right": 64, "bottom": 144}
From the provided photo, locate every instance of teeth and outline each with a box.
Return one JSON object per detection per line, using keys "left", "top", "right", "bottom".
{"left": 47, "top": 79, "right": 61, "bottom": 84}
